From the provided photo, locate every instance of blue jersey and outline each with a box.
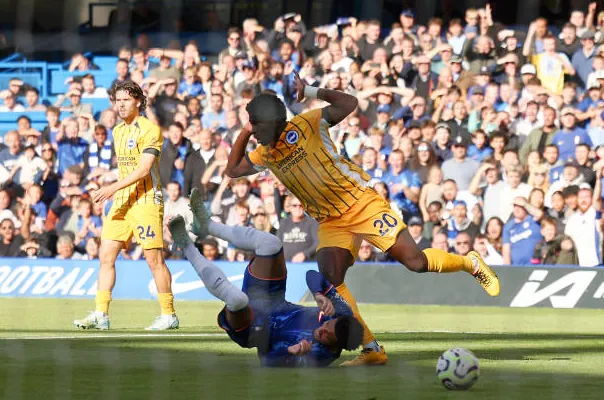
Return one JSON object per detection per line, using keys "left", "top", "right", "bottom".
{"left": 220, "top": 267, "right": 353, "bottom": 367}
{"left": 259, "top": 270, "right": 353, "bottom": 367}
{"left": 551, "top": 128, "right": 592, "bottom": 162}
{"left": 467, "top": 145, "right": 493, "bottom": 162}
{"left": 382, "top": 168, "right": 421, "bottom": 214}
{"left": 503, "top": 215, "right": 543, "bottom": 265}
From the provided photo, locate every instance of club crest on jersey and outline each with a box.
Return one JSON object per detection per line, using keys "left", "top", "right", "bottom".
{"left": 127, "top": 138, "right": 136, "bottom": 149}
{"left": 285, "top": 130, "right": 299, "bottom": 145}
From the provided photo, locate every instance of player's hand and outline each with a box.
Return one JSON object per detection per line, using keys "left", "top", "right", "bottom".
{"left": 292, "top": 70, "right": 305, "bottom": 102}
{"left": 314, "top": 293, "right": 335, "bottom": 316}
{"left": 288, "top": 340, "right": 312, "bottom": 356}
{"left": 92, "top": 185, "right": 116, "bottom": 203}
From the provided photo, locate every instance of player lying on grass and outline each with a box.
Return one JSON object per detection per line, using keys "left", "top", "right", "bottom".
{"left": 168, "top": 188, "right": 363, "bottom": 367}
{"left": 224, "top": 73, "right": 500, "bottom": 365}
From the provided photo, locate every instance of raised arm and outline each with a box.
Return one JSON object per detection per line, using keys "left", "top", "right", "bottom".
{"left": 292, "top": 70, "right": 358, "bottom": 126}
{"left": 587, "top": 2, "right": 597, "bottom": 31}
{"left": 523, "top": 22, "right": 536, "bottom": 57}
{"left": 594, "top": 163, "right": 603, "bottom": 211}
{"left": 225, "top": 125, "right": 260, "bottom": 178}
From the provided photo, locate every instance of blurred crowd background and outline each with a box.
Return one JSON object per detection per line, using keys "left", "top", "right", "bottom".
{"left": 0, "top": 0, "right": 603, "bottom": 267}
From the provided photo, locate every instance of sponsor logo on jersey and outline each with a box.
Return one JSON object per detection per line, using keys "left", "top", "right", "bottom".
{"left": 285, "top": 130, "right": 299, "bottom": 145}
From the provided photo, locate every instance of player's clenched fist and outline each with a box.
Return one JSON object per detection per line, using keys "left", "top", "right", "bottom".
{"left": 288, "top": 340, "right": 312, "bottom": 356}
{"left": 314, "top": 293, "right": 334, "bottom": 316}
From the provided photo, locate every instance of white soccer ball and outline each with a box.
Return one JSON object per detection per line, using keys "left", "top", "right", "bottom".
{"left": 436, "top": 348, "right": 480, "bottom": 390}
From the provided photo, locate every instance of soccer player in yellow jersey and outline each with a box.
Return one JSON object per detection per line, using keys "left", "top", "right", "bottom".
{"left": 225, "top": 72, "right": 500, "bottom": 366}
{"left": 74, "top": 81, "right": 179, "bottom": 331}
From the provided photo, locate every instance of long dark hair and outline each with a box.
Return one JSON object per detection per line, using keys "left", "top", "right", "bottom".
{"left": 109, "top": 80, "right": 147, "bottom": 112}
{"left": 410, "top": 141, "right": 437, "bottom": 169}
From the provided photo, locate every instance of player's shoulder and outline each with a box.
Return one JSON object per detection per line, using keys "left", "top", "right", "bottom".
{"left": 136, "top": 116, "right": 158, "bottom": 130}
{"left": 114, "top": 121, "right": 126, "bottom": 132}
{"left": 290, "top": 108, "right": 323, "bottom": 128}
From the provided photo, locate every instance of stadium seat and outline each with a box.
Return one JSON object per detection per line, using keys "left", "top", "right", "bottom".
{"left": 81, "top": 97, "right": 111, "bottom": 118}
{"left": 92, "top": 56, "right": 118, "bottom": 71}
{"left": 0, "top": 111, "right": 49, "bottom": 136}
{"left": 50, "top": 70, "right": 116, "bottom": 95}
{"left": 0, "top": 72, "right": 42, "bottom": 93}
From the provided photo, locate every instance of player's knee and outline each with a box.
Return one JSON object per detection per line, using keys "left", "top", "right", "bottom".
{"left": 144, "top": 250, "right": 165, "bottom": 270}
{"left": 255, "top": 231, "right": 283, "bottom": 257}
{"left": 405, "top": 253, "right": 428, "bottom": 273}
{"left": 99, "top": 253, "right": 116, "bottom": 268}
{"left": 318, "top": 265, "right": 344, "bottom": 286}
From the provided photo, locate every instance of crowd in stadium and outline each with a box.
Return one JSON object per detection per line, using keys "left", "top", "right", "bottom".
{"left": 0, "top": 4, "right": 603, "bottom": 267}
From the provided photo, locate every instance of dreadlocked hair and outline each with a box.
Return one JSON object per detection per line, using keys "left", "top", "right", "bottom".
{"left": 109, "top": 80, "right": 147, "bottom": 112}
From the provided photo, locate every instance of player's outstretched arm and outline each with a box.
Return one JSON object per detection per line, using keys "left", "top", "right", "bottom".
{"left": 225, "top": 124, "right": 259, "bottom": 178}
{"left": 306, "top": 270, "right": 353, "bottom": 317}
{"left": 292, "top": 70, "right": 358, "bottom": 126}
{"left": 92, "top": 152, "right": 157, "bottom": 203}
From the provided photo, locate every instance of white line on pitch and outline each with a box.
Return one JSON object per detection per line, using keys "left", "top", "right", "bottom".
{"left": 0, "top": 333, "right": 226, "bottom": 340}
{"left": 1, "top": 330, "right": 597, "bottom": 340}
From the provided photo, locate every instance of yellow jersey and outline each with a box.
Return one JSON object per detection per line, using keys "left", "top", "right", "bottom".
{"left": 247, "top": 108, "right": 370, "bottom": 221}
{"left": 112, "top": 116, "right": 163, "bottom": 207}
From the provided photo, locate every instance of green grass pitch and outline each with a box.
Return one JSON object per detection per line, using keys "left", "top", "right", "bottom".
{"left": 0, "top": 298, "right": 603, "bottom": 400}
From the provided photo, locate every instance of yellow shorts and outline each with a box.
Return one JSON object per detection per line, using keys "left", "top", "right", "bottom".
{"left": 101, "top": 202, "right": 164, "bottom": 250}
{"left": 317, "top": 188, "right": 406, "bottom": 257}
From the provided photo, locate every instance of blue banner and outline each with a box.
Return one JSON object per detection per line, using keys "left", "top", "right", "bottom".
{"left": 0, "top": 258, "right": 318, "bottom": 302}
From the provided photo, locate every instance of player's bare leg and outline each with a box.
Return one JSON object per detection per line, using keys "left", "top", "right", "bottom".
{"left": 387, "top": 229, "right": 500, "bottom": 296}
{"left": 169, "top": 214, "right": 250, "bottom": 329}
{"left": 144, "top": 247, "right": 179, "bottom": 330}
{"left": 74, "top": 240, "right": 122, "bottom": 329}
{"left": 317, "top": 247, "right": 388, "bottom": 366}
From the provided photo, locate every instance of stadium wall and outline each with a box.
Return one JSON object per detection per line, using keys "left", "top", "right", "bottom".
{"left": 0, "top": 258, "right": 602, "bottom": 309}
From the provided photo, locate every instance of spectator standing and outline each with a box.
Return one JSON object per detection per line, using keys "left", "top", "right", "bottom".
{"left": 441, "top": 135, "right": 480, "bottom": 191}
{"left": 532, "top": 216, "right": 578, "bottom": 265}
{"left": 502, "top": 197, "right": 543, "bottom": 265}
{"left": 56, "top": 118, "right": 88, "bottom": 176}
{"left": 407, "top": 216, "right": 431, "bottom": 250}
{"left": 276, "top": 197, "right": 319, "bottom": 262}
{"left": 159, "top": 122, "right": 192, "bottom": 189}
{"left": 564, "top": 184, "right": 602, "bottom": 266}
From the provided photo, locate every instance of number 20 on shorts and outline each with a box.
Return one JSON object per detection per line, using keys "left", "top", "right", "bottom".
{"left": 137, "top": 225, "right": 156, "bottom": 241}
{"left": 373, "top": 213, "right": 398, "bottom": 236}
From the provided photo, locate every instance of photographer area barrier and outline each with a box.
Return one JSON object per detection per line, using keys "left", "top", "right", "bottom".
{"left": 0, "top": 258, "right": 602, "bottom": 309}
{"left": 0, "top": 258, "right": 317, "bottom": 303}
{"left": 345, "top": 264, "right": 604, "bottom": 309}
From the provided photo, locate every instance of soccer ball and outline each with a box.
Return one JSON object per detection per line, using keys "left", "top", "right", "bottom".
{"left": 436, "top": 348, "right": 480, "bottom": 390}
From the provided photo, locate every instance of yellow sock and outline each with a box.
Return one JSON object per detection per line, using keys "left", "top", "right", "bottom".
{"left": 336, "top": 283, "right": 376, "bottom": 346}
{"left": 158, "top": 292, "right": 175, "bottom": 315}
{"left": 95, "top": 290, "right": 111, "bottom": 314}
{"left": 423, "top": 248, "right": 474, "bottom": 274}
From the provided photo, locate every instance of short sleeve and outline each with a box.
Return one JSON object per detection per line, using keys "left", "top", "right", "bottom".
{"left": 410, "top": 171, "right": 422, "bottom": 189}
{"left": 502, "top": 224, "right": 511, "bottom": 245}
{"left": 246, "top": 148, "right": 267, "bottom": 169}
{"left": 141, "top": 123, "right": 163, "bottom": 156}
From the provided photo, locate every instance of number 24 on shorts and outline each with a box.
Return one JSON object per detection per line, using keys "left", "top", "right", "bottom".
{"left": 137, "top": 225, "right": 156, "bottom": 241}
{"left": 373, "top": 213, "right": 398, "bottom": 236}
